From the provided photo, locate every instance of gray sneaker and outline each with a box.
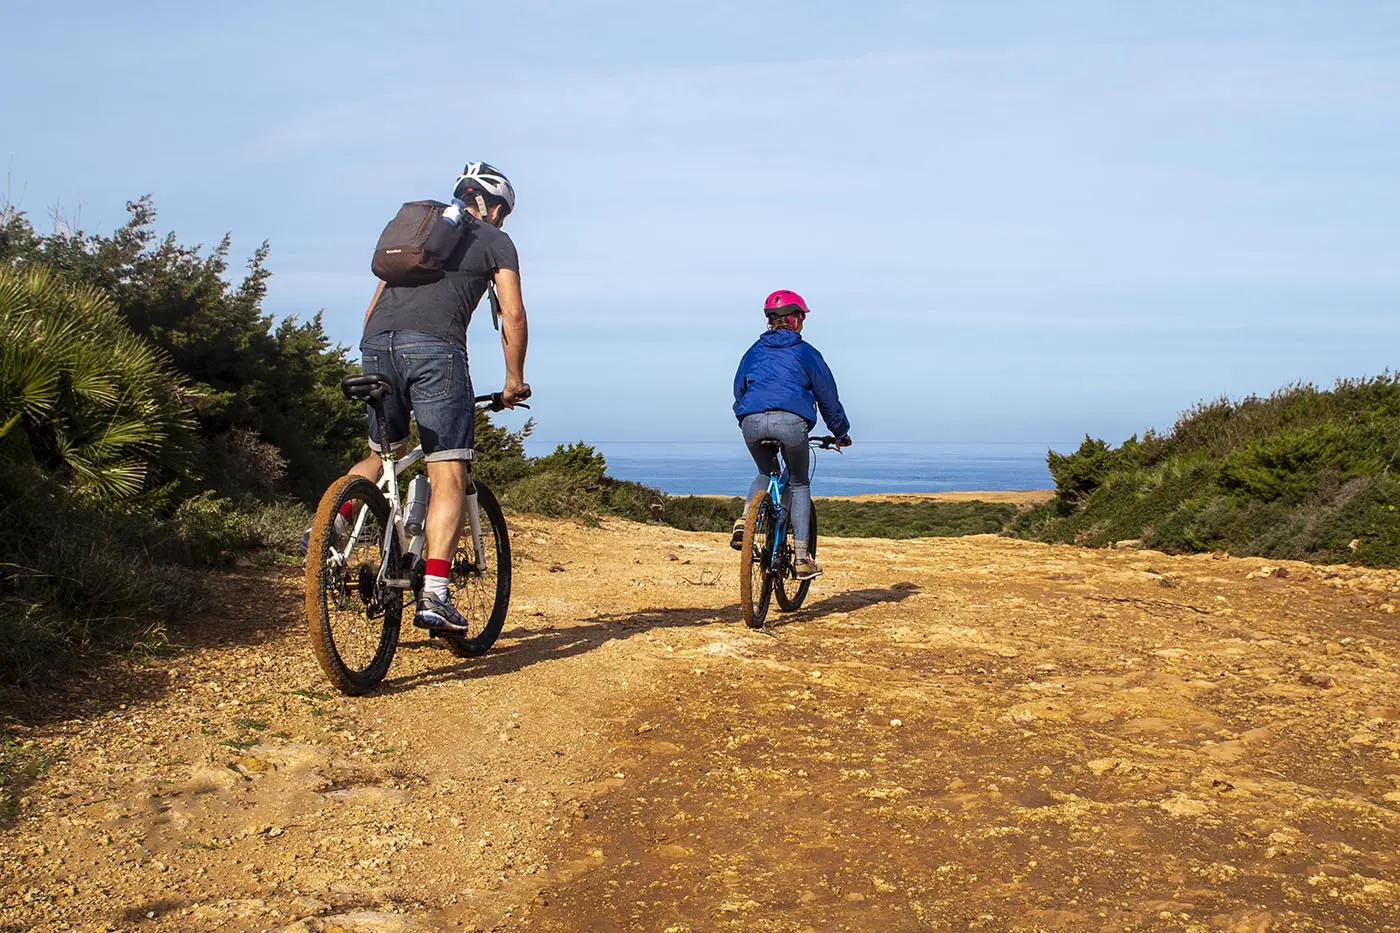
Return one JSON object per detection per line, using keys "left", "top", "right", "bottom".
{"left": 414, "top": 594, "right": 470, "bottom": 631}
{"left": 793, "top": 557, "right": 822, "bottom": 580}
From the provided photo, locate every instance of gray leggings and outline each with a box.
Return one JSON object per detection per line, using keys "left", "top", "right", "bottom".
{"left": 741, "top": 410, "right": 812, "bottom": 551}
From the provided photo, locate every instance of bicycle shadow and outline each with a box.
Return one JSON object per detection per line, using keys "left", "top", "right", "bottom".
{"left": 375, "top": 603, "right": 744, "bottom": 694}
{"left": 376, "top": 582, "right": 920, "bottom": 693}
{"left": 763, "top": 581, "right": 921, "bottom": 629}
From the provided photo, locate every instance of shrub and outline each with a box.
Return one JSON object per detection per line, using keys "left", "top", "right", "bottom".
{"left": 600, "top": 478, "right": 667, "bottom": 523}
{"left": 1, "top": 198, "right": 363, "bottom": 504}
{"left": 500, "top": 470, "right": 605, "bottom": 519}
{"left": 1019, "top": 374, "right": 1400, "bottom": 566}
{"left": 0, "top": 459, "right": 195, "bottom": 682}
{"left": 0, "top": 265, "right": 194, "bottom": 500}
{"left": 535, "top": 442, "right": 607, "bottom": 483}
{"left": 664, "top": 496, "right": 744, "bottom": 532}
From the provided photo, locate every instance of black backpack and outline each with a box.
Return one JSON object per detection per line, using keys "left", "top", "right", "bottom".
{"left": 370, "top": 200, "right": 466, "bottom": 286}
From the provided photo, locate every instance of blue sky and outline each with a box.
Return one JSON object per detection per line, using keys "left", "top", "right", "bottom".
{"left": 4, "top": 1, "right": 1398, "bottom": 449}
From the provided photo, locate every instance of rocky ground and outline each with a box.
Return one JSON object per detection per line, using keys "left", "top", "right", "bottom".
{"left": 2, "top": 515, "right": 1399, "bottom": 932}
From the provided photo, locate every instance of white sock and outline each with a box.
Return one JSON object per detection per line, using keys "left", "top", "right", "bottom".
{"left": 424, "top": 575, "right": 450, "bottom": 601}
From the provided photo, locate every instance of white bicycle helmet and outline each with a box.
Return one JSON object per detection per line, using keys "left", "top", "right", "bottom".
{"left": 454, "top": 161, "right": 516, "bottom": 217}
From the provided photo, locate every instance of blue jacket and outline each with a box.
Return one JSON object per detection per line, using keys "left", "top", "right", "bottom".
{"left": 733, "top": 330, "right": 850, "bottom": 437}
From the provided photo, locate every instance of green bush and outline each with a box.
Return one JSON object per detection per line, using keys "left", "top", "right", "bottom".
{"left": 0, "top": 459, "right": 194, "bottom": 682}
{"left": 0, "top": 265, "right": 193, "bottom": 500}
{"left": 664, "top": 496, "right": 745, "bottom": 532}
{"left": 599, "top": 478, "right": 666, "bottom": 523}
{"left": 499, "top": 469, "right": 605, "bottom": 519}
{"left": 535, "top": 442, "right": 607, "bottom": 483}
{"left": 818, "top": 499, "right": 1020, "bottom": 539}
{"left": 1, "top": 198, "right": 363, "bottom": 504}
{"left": 1020, "top": 374, "right": 1400, "bottom": 566}
{"left": 660, "top": 495, "right": 1022, "bottom": 539}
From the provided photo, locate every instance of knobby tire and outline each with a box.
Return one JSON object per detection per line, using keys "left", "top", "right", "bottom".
{"left": 776, "top": 499, "right": 817, "bottom": 612}
{"left": 438, "top": 480, "right": 512, "bottom": 658}
{"left": 305, "top": 475, "right": 401, "bottom": 695}
{"left": 740, "top": 491, "right": 775, "bottom": 629}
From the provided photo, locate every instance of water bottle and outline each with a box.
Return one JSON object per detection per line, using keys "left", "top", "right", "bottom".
{"left": 440, "top": 197, "right": 467, "bottom": 227}
{"left": 405, "top": 475, "right": 431, "bottom": 536}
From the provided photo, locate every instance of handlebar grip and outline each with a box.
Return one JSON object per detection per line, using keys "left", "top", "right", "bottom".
{"left": 479, "top": 391, "right": 532, "bottom": 412}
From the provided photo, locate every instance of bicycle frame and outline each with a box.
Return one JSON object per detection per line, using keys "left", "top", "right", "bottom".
{"left": 758, "top": 436, "right": 840, "bottom": 573}
{"left": 327, "top": 412, "right": 488, "bottom": 592}
{"left": 765, "top": 467, "right": 791, "bottom": 568}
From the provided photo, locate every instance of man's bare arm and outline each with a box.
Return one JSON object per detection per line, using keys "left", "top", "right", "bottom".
{"left": 492, "top": 268, "right": 530, "bottom": 405}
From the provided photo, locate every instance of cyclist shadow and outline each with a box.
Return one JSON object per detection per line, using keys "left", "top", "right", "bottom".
{"left": 376, "top": 583, "right": 920, "bottom": 693}
{"left": 762, "top": 581, "right": 921, "bottom": 629}
{"left": 375, "top": 604, "right": 744, "bottom": 694}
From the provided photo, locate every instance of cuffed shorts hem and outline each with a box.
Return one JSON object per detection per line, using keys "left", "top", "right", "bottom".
{"left": 366, "top": 436, "right": 411, "bottom": 454}
{"left": 424, "top": 448, "right": 475, "bottom": 463}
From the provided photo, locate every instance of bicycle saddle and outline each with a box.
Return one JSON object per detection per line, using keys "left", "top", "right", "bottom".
{"left": 757, "top": 439, "right": 782, "bottom": 450}
{"left": 341, "top": 373, "right": 393, "bottom": 404}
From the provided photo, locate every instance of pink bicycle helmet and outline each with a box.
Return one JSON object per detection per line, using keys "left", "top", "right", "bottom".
{"left": 764, "top": 289, "right": 810, "bottom": 318}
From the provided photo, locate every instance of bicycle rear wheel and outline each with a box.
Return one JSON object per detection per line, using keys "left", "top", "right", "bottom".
{"left": 305, "top": 475, "right": 402, "bottom": 695}
{"left": 739, "top": 491, "right": 776, "bottom": 629}
{"left": 776, "top": 499, "right": 817, "bottom": 611}
{"left": 438, "top": 480, "right": 512, "bottom": 658}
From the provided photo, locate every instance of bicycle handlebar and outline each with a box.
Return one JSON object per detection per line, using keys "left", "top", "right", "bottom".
{"left": 475, "top": 389, "right": 532, "bottom": 412}
{"left": 811, "top": 435, "right": 849, "bottom": 450}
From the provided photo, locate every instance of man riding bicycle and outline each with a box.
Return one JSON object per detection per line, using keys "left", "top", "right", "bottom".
{"left": 346, "top": 161, "right": 530, "bottom": 631}
{"left": 731, "top": 289, "right": 851, "bottom": 580}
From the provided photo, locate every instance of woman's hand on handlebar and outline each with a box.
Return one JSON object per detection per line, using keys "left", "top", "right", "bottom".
{"left": 837, "top": 434, "right": 852, "bottom": 448}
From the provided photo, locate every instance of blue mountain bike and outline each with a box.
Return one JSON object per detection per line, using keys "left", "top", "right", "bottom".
{"left": 738, "top": 435, "right": 842, "bottom": 628}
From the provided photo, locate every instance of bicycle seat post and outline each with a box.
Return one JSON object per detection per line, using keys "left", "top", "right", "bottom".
{"left": 341, "top": 373, "right": 397, "bottom": 465}
{"left": 758, "top": 438, "right": 783, "bottom": 478}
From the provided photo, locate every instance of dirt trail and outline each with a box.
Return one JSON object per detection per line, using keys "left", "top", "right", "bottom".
{"left": 2, "top": 518, "right": 1399, "bottom": 932}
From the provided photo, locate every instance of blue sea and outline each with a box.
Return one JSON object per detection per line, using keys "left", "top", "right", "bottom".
{"left": 527, "top": 440, "right": 1057, "bottom": 497}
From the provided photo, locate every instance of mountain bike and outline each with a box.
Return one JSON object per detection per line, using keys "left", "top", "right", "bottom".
{"left": 739, "top": 435, "right": 843, "bottom": 629}
{"left": 304, "top": 373, "right": 526, "bottom": 695}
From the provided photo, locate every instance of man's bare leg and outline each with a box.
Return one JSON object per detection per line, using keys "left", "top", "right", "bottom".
{"left": 348, "top": 452, "right": 382, "bottom": 481}
{"left": 424, "top": 460, "right": 467, "bottom": 563}
{"left": 415, "top": 459, "right": 469, "bottom": 620}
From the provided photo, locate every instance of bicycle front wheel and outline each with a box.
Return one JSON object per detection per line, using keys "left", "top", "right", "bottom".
{"left": 439, "top": 480, "right": 512, "bottom": 658}
{"left": 776, "top": 499, "right": 817, "bottom": 611}
{"left": 739, "top": 491, "right": 775, "bottom": 629}
{"left": 305, "top": 475, "right": 402, "bottom": 695}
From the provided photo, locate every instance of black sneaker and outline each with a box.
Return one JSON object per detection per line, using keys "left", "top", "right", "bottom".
{"left": 729, "top": 520, "right": 745, "bottom": 551}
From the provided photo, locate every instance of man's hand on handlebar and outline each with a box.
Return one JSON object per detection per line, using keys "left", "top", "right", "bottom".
{"left": 502, "top": 380, "right": 532, "bottom": 408}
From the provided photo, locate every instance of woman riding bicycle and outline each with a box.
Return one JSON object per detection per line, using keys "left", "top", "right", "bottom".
{"left": 731, "top": 289, "right": 851, "bottom": 580}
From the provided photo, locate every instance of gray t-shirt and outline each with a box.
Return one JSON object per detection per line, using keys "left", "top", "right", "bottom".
{"left": 363, "top": 215, "right": 519, "bottom": 349}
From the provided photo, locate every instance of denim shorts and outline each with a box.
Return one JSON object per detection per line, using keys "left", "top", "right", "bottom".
{"left": 359, "top": 331, "right": 474, "bottom": 462}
